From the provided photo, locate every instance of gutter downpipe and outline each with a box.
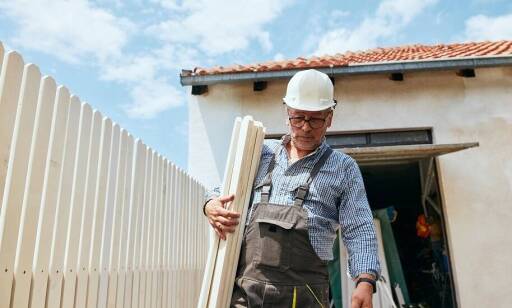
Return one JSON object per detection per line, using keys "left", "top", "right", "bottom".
{"left": 180, "top": 56, "right": 512, "bottom": 86}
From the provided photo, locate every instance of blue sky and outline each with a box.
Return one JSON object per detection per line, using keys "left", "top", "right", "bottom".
{"left": 0, "top": 0, "right": 511, "bottom": 169}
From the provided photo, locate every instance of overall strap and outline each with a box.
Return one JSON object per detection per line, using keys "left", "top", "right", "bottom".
{"left": 260, "top": 154, "right": 277, "bottom": 204}
{"left": 293, "top": 147, "right": 333, "bottom": 207}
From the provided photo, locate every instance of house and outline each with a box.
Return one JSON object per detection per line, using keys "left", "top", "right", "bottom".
{"left": 180, "top": 40, "right": 512, "bottom": 308}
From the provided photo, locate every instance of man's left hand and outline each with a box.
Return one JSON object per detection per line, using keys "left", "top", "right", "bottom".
{"left": 351, "top": 282, "right": 373, "bottom": 308}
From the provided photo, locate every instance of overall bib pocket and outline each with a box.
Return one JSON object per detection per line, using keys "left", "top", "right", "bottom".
{"left": 255, "top": 218, "right": 294, "bottom": 271}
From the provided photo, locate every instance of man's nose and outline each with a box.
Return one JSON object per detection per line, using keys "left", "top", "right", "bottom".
{"left": 302, "top": 120, "right": 313, "bottom": 132}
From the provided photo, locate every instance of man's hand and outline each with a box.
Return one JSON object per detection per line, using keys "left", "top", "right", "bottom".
{"left": 204, "top": 194, "right": 240, "bottom": 240}
{"left": 351, "top": 280, "right": 373, "bottom": 308}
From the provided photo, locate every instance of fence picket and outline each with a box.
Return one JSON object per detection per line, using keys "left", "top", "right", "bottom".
{"left": 151, "top": 156, "right": 164, "bottom": 308}
{"left": 87, "top": 118, "right": 113, "bottom": 308}
{"left": 0, "top": 51, "right": 24, "bottom": 211}
{"left": 30, "top": 86, "right": 71, "bottom": 308}
{"left": 0, "top": 42, "right": 4, "bottom": 72}
{"left": 61, "top": 102, "right": 93, "bottom": 308}
{"left": 124, "top": 141, "right": 147, "bottom": 308}
{"left": 0, "top": 63, "right": 41, "bottom": 307}
{"left": 75, "top": 110, "right": 103, "bottom": 308}
{"left": 107, "top": 129, "right": 129, "bottom": 308}
{"left": 98, "top": 124, "right": 121, "bottom": 308}
{"left": 115, "top": 134, "right": 135, "bottom": 308}
{"left": 46, "top": 96, "right": 82, "bottom": 308}
{"left": 12, "top": 75, "right": 56, "bottom": 308}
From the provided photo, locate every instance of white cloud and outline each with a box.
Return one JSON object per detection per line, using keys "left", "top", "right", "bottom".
{"left": 0, "top": 0, "right": 133, "bottom": 64}
{"left": 464, "top": 13, "right": 512, "bottom": 41}
{"left": 150, "top": 0, "right": 184, "bottom": 11}
{"left": 314, "top": 0, "right": 438, "bottom": 55}
{"left": 174, "top": 120, "right": 189, "bottom": 137}
{"left": 101, "top": 44, "right": 199, "bottom": 83}
{"left": 102, "top": 43, "right": 198, "bottom": 118}
{"left": 147, "top": 0, "right": 292, "bottom": 55}
{"left": 125, "top": 78, "right": 184, "bottom": 119}
{"left": 0, "top": 0, "right": 197, "bottom": 119}
{"left": 331, "top": 10, "right": 350, "bottom": 19}
{"left": 274, "top": 53, "right": 285, "bottom": 61}
{"left": 0, "top": 0, "right": 292, "bottom": 119}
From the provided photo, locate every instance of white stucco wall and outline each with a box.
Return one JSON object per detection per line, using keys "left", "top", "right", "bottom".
{"left": 188, "top": 67, "right": 512, "bottom": 307}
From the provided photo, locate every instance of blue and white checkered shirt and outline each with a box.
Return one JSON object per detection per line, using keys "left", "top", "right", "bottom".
{"left": 209, "top": 135, "right": 380, "bottom": 278}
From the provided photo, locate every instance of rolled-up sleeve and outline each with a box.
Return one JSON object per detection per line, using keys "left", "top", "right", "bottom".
{"left": 338, "top": 158, "right": 381, "bottom": 279}
{"left": 204, "top": 186, "right": 221, "bottom": 204}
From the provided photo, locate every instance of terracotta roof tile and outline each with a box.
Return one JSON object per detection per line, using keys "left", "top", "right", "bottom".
{"left": 186, "top": 40, "right": 512, "bottom": 77}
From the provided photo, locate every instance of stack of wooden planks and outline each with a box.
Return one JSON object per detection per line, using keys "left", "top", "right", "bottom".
{"left": 198, "top": 116, "right": 265, "bottom": 308}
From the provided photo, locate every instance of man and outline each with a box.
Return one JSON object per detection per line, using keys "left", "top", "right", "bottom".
{"left": 204, "top": 69, "right": 380, "bottom": 308}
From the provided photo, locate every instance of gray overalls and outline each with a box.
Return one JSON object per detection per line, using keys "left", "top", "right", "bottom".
{"left": 231, "top": 148, "right": 333, "bottom": 308}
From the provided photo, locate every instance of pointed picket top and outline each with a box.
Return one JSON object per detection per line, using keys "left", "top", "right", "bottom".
{"left": 0, "top": 51, "right": 25, "bottom": 208}
{"left": 0, "top": 42, "right": 4, "bottom": 74}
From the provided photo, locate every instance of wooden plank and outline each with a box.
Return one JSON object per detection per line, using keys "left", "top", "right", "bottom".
{"left": 206, "top": 117, "right": 266, "bottom": 308}
{"left": 132, "top": 147, "right": 153, "bottom": 308}
{"left": 340, "top": 142, "right": 479, "bottom": 162}
{"left": 0, "top": 42, "right": 4, "bottom": 72}
{"left": 155, "top": 158, "right": 167, "bottom": 308}
{"left": 180, "top": 172, "right": 187, "bottom": 305}
{"left": 198, "top": 118, "right": 241, "bottom": 308}
{"left": 161, "top": 162, "right": 172, "bottom": 308}
{"left": 123, "top": 140, "right": 147, "bottom": 308}
{"left": 191, "top": 180, "right": 198, "bottom": 305}
{"left": 167, "top": 164, "right": 178, "bottom": 308}
{"left": 150, "top": 153, "right": 160, "bottom": 308}
{"left": 0, "top": 51, "right": 24, "bottom": 210}
{"left": 209, "top": 117, "right": 255, "bottom": 307}
{"left": 173, "top": 169, "right": 183, "bottom": 307}
{"left": 106, "top": 129, "right": 129, "bottom": 308}
{"left": 0, "top": 63, "right": 41, "bottom": 308}
{"left": 138, "top": 149, "right": 155, "bottom": 308}
{"left": 60, "top": 102, "right": 93, "bottom": 308}
{"left": 75, "top": 110, "right": 103, "bottom": 308}
{"left": 145, "top": 154, "right": 161, "bottom": 308}
{"left": 46, "top": 95, "right": 82, "bottom": 308}
{"left": 144, "top": 152, "right": 157, "bottom": 308}
{"left": 340, "top": 220, "right": 397, "bottom": 308}
{"left": 30, "top": 87, "right": 71, "bottom": 308}
{"left": 97, "top": 124, "right": 121, "bottom": 308}
{"left": 86, "top": 117, "right": 113, "bottom": 308}
{"left": 219, "top": 121, "right": 264, "bottom": 307}
{"left": 11, "top": 75, "right": 56, "bottom": 308}
{"left": 193, "top": 180, "right": 206, "bottom": 305}
{"left": 372, "top": 219, "right": 395, "bottom": 308}
{"left": 154, "top": 155, "right": 162, "bottom": 307}
{"left": 160, "top": 160, "right": 170, "bottom": 308}
{"left": 155, "top": 155, "right": 164, "bottom": 308}
{"left": 159, "top": 157, "right": 167, "bottom": 308}
{"left": 184, "top": 176, "right": 191, "bottom": 305}
{"left": 115, "top": 134, "right": 135, "bottom": 308}
{"left": 222, "top": 122, "right": 265, "bottom": 306}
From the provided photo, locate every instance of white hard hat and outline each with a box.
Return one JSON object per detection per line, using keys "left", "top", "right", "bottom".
{"left": 283, "top": 69, "right": 336, "bottom": 111}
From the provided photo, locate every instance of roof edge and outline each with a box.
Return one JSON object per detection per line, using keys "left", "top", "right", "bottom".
{"left": 180, "top": 56, "right": 512, "bottom": 86}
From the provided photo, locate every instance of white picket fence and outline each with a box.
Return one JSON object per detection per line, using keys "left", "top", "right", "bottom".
{"left": 0, "top": 42, "right": 209, "bottom": 308}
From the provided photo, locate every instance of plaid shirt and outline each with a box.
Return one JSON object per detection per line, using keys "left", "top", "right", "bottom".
{"left": 208, "top": 135, "right": 380, "bottom": 278}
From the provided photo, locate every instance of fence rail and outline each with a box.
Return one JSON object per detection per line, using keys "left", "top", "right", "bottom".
{"left": 0, "top": 41, "right": 208, "bottom": 308}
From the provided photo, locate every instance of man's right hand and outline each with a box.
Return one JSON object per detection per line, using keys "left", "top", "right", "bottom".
{"left": 204, "top": 194, "right": 240, "bottom": 240}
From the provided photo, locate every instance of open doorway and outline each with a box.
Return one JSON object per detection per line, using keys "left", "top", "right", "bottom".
{"left": 326, "top": 130, "right": 477, "bottom": 308}
{"left": 361, "top": 160, "right": 454, "bottom": 307}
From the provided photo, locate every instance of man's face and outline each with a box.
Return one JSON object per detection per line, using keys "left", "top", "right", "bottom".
{"left": 287, "top": 107, "right": 332, "bottom": 151}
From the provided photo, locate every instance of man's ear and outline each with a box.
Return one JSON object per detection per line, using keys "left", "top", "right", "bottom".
{"left": 326, "top": 111, "right": 333, "bottom": 128}
{"left": 283, "top": 105, "right": 290, "bottom": 126}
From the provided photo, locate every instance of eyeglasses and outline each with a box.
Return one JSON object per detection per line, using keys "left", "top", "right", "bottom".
{"left": 288, "top": 115, "right": 328, "bottom": 129}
